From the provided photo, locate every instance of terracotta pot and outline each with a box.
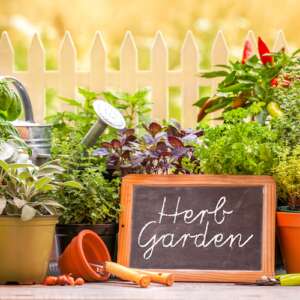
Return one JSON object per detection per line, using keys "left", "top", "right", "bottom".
{"left": 55, "top": 223, "right": 117, "bottom": 260}
{"left": 277, "top": 210, "right": 300, "bottom": 273}
{"left": 59, "top": 230, "right": 111, "bottom": 281}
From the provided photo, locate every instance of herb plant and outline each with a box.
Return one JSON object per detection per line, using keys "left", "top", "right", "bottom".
{"left": 0, "top": 78, "right": 22, "bottom": 121}
{"left": 270, "top": 83, "right": 300, "bottom": 149}
{"left": 52, "top": 143, "right": 120, "bottom": 224}
{"left": 94, "top": 121, "right": 203, "bottom": 176}
{"left": 0, "top": 160, "right": 81, "bottom": 221}
{"left": 190, "top": 109, "right": 282, "bottom": 175}
{"left": 0, "top": 119, "right": 29, "bottom": 151}
{"left": 47, "top": 87, "right": 150, "bottom": 224}
{"left": 47, "top": 87, "right": 151, "bottom": 145}
{"left": 195, "top": 37, "right": 300, "bottom": 123}
{"left": 273, "top": 146, "right": 300, "bottom": 210}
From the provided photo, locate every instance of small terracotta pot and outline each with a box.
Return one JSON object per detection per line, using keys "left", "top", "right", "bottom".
{"left": 277, "top": 210, "right": 300, "bottom": 273}
{"left": 59, "top": 230, "right": 111, "bottom": 281}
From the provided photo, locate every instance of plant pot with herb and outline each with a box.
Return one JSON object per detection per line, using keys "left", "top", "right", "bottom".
{"left": 0, "top": 159, "right": 80, "bottom": 284}
{"left": 196, "top": 37, "right": 300, "bottom": 272}
{"left": 94, "top": 121, "right": 202, "bottom": 177}
{"left": 48, "top": 88, "right": 152, "bottom": 259}
{"left": 275, "top": 146, "right": 300, "bottom": 273}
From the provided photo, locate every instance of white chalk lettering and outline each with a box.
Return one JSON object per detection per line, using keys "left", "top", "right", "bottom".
{"left": 137, "top": 196, "right": 255, "bottom": 260}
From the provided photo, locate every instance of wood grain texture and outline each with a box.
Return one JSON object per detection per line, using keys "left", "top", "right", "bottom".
{"left": 117, "top": 175, "right": 276, "bottom": 283}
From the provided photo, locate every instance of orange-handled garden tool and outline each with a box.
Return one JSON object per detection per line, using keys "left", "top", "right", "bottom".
{"left": 89, "top": 262, "right": 174, "bottom": 286}
{"left": 59, "top": 230, "right": 151, "bottom": 287}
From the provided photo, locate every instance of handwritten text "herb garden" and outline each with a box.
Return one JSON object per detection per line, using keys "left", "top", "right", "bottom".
{"left": 138, "top": 196, "right": 254, "bottom": 260}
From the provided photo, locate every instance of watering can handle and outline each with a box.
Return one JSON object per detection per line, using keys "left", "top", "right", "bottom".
{"left": 0, "top": 76, "right": 34, "bottom": 122}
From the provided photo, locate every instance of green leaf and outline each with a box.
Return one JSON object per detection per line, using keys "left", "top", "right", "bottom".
{"left": 219, "top": 83, "right": 252, "bottom": 93}
{"left": 62, "top": 181, "right": 83, "bottom": 189}
{"left": 0, "top": 198, "right": 7, "bottom": 214}
{"left": 214, "top": 64, "right": 232, "bottom": 70}
{"left": 59, "top": 97, "right": 82, "bottom": 108}
{"left": 21, "top": 205, "right": 36, "bottom": 221}
{"left": 205, "top": 98, "right": 232, "bottom": 113}
{"left": 34, "top": 177, "right": 52, "bottom": 190}
{"left": 200, "top": 70, "right": 229, "bottom": 78}
{"left": 221, "top": 71, "right": 236, "bottom": 87}
{"left": 193, "top": 96, "right": 210, "bottom": 107}
{"left": 0, "top": 160, "right": 9, "bottom": 171}
{"left": 9, "top": 163, "right": 35, "bottom": 170}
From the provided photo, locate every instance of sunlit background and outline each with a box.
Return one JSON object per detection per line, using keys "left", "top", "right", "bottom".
{"left": 1, "top": 0, "right": 300, "bottom": 119}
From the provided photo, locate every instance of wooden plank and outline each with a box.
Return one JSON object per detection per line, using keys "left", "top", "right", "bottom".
{"left": 1, "top": 282, "right": 300, "bottom": 300}
{"left": 28, "top": 33, "right": 45, "bottom": 123}
{"left": 0, "top": 31, "right": 14, "bottom": 75}
{"left": 89, "top": 31, "right": 106, "bottom": 92}
{"left": 58, "top": 31, "right": 77, "bottom": 112}
{"left": 211, "top": 31, "right": 229, "bottom": 93}
{"left": 120, "top": 31, "right": 137, "bottom": 93}
{"left": 151, "top": 31, "right": 168, "bottom": 121}
{"left": 181, "top": 31, "right": 199, "bottom": 128}
{"left": 245, "top": 30, "right": 257, "bottom": 55}
{"left": 273, "top": 30, "right": 289, "bottom": 52}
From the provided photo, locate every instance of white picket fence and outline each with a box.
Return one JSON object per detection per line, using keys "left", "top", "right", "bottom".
{"left": 0, "top": 30, "right": 288, "bottom": 128}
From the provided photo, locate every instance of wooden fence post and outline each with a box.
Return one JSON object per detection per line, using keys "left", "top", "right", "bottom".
{"left": 0, "top": 31, "right": 14, "bottom": 75}
{"left": 28, "top": 33, "right": 45, "bottom": 123}
{"left": 120, "top": 31, "right": 137, "bottom": 93}
{"left": 273, "top": 30, "right": 289, "bottom": 52}
{"left": 181, "top": 31, "right": 199, "bottom": 128}
{"left": 151, "top": 31, "right": 168, "bottom": 121}
{"left": 58, "top": 31, "right": 77, "bottom": 111}
{"left": 89, "top": 31, "right": 106, "bottom": 92}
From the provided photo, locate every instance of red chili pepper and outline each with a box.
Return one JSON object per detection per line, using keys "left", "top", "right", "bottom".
{"left": 258, "top": 37, "right": 273, "bottom": 65}
{"left": 241, "top": 40, "right": 253, "bottom": 64}
{"left": 270, "top": 77, "right": 278, "bottom": 87}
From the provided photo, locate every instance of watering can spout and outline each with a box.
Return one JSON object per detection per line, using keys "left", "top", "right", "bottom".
{"left": 81, "top": 100, "right": 126, "bottom": 148}
{"left": 0, "top": 76, "right": 34, "bottom": 122}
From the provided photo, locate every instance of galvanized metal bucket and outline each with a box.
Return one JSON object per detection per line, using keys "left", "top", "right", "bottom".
{"left": 0, "top": 76, "right": 52, "bottom": 165}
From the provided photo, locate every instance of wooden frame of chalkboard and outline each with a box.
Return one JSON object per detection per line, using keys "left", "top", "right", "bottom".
{"left": 117, "top": 175, "right": 276, "bottom": 283}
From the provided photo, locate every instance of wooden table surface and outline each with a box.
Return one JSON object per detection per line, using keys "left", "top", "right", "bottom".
{"left": 1, "top": 282, "right": 300, "bottom": 300}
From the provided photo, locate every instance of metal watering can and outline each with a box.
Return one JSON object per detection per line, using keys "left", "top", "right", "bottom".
{"left": 1, "top": 76, "right": 126, "bottom": 165}
{"left": 0, "top": 76, "right": 51, "bottom": 165}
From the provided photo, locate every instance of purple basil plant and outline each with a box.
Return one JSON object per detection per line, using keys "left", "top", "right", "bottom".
{"left": 93, "top": 121, "right": 203, "bottom": 177}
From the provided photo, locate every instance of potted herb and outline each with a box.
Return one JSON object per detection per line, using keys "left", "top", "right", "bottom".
{"left": 94, "top": 121, "right": 202, "bottom": 176}
{"left": 0, "top": 159, "right": 80, "bottom": 284}
{"left": 187, "top": 108, "right": 281, "bottom": 175}
{"left": 195, "top": 37, "right": 300, "bottom": 123}
{"left": 275, "top": 146, "right": 300, "bottom": 273}
{"left": 48, "top": 88, "right": 151, "bottom": 258}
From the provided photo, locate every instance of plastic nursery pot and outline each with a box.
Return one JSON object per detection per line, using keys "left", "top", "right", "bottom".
{"left": 55, "top": 223, "right": 117, "bottom": 259}
{"left": 59, "top": 230, "right": 111, "bottom": 282}
{"left": 0, "top": 216, "right": 57, "bottom": 284}
{"left": 277, "top": 208, "right": 300, "bottom": 273}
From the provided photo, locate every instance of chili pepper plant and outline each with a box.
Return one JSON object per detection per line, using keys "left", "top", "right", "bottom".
{"left": 195, "top": 37, "right": 300, "bottom": 124}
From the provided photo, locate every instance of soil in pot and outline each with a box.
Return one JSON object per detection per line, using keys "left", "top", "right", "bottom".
{"left": 0, "top": 216, "right": 57, "bottom": 284}
{"left": 55, "top": 223, "right": 117, "bottom": 260}
{"left": 277, "top": 207, "right": 300, "bottom": 273}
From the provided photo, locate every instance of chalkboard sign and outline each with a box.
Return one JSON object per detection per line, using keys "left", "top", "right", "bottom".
{"left": 117, "top": 175, "right": 276, "bottom": 283}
